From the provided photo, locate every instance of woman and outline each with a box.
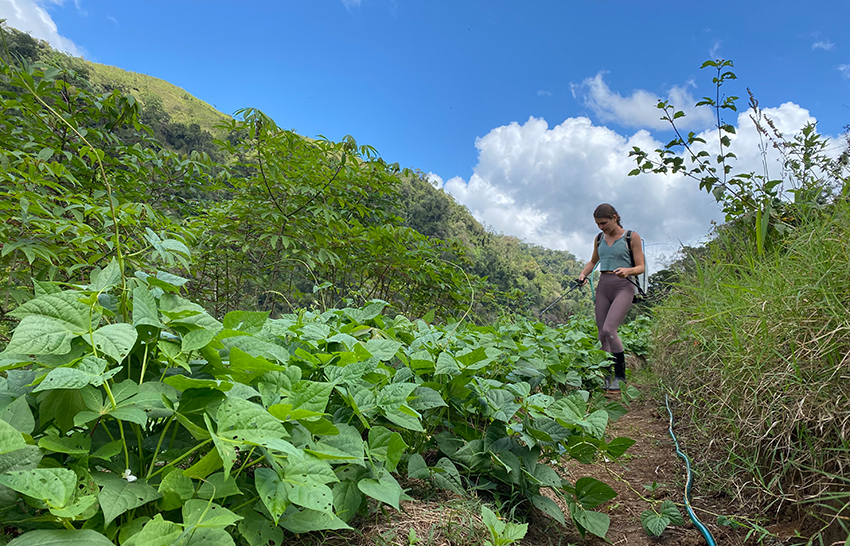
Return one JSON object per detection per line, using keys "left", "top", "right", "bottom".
{"left": 577, "top": 204, "right": 645, "bottom": 394}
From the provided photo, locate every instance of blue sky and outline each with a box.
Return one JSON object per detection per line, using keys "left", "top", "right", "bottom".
{"left": 3, "top": 0, "right": 850, "bottom": 270}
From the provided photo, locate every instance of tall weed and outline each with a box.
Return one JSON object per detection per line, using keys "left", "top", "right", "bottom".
{"left": 652, "top": 198, "right": 850, "bottom": 538}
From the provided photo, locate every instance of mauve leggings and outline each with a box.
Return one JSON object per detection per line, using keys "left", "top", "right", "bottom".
{"left": 595, "top": 274, "right": 634, "bottom": 353}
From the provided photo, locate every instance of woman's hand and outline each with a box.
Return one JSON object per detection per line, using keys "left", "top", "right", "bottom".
{"left": 613, "top": 267, "right": 630, "bottom": 278}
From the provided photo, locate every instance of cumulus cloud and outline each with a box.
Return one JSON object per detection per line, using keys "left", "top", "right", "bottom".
{"left": 434, "top": 102, "right": 830, "bottom": 274}
{"left": 537, "top": 90, "right": 552, "bottom": 97}
{"left": 812, "top": 39, "right": 834, "bottom": 51}
{"left": 838, "top": 64, "right": 850, "bottom": 78}
{"left": 0, "top": 0, "right": 81, "bottom": 55}
{"left": 571, "top": 73, "right": 715, "bottom": 131}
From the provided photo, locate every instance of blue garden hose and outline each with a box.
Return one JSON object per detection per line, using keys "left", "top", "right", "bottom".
{"left": 665, "top": 394, "right": 718, "bottom": 546}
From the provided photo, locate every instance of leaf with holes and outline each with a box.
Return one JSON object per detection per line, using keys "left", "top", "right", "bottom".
{"left": 0, "top": 468, "right": 76, "bottom": 508}
{"left": 89, "top": 323, "right": 138, "bottom": 362}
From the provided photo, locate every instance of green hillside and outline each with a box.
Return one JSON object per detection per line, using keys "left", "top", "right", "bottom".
{"left": 85, "top": 61, "right": 230, "bottom": 135}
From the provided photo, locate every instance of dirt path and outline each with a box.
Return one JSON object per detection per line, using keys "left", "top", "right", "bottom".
{"left": 525, "top": 389, "right": 751, "bottom": 546}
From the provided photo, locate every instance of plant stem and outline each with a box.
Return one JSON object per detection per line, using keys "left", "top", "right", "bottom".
{"left": 148, "top": 439, "right": 213, "bottom": 480}
{"left": 146, "top": 415, "right": 175, "bottom": 481}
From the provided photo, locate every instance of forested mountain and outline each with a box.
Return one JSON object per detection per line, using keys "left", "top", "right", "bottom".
{"left": 0, "top": 26, "right": 590, "bottom": 326}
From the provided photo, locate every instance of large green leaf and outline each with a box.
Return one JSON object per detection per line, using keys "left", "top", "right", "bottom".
{"left": 0, "top": 420, "right": 26, "bottom": 454}
{"left": 658, "top": 500, "right": 685, "bottom": 525}
{"left": 574, "top": 477, "right": 617, "bottom": 509}
{"left": 7, "top": 530, "right": 113, "bottom": 546}
{"left": 357, "top": 469, "right": 402, "bottom": 510}
{"left": 8, "top": 291, "right": 91, "bottom": 334}
{"left": 572, "top": 506, "right": 610, "bottom": 539}
{"left": 132, "top": 286, "right": 163, "bottom": 328}
{"left": 364, "top": 339, "right": 402, "bottom": 361}
{"left": 33, "top": 356, "right": 118, "bottom": 392}
{"left": 3, "top": 315, "right": 77, "bottom": 355}
{"left": 182, "top": 528, "right": 236, "bottom": 545}
{"left": 531, "top": 494, "right": 566, "bottom": 525}
{"left": 98, "top": 475, "right": 162, "bottom": 525}
{"left": 37, "top": 430, "right": 90, "bottom": 456}
{"left": 279, "top": 506, "right": 352, "bottom": 534}
{"left": 89, "top": 323, "right": 138, "bottom": 362}
{"left": 286, "top": 381, "right": 333, "bottom": 415}
{"left": 640, "top": 509, "right": 670, "bottom": 538}
{"left": 127, "top": 514, "right": 182, "bottom": 546}
{"left": 0, "top": 397, "right": 34, "bottom": 435}
{"left": 223, "top": 311, "right": 269, "bottom": 333}
{"left": 368, "top": 426, "right": 407, "bottom": 472}
{"left": 254, "top": 468, "right": 289, "bottom": 525}
{"left": 432, "top": 457, "right": 464, "bottom": 495}
{"left": 0, "top": 468, "right": 76, "bottom": 508}
{"left": 288, "top": 482, "right": 334, "bottom": 513}
{"left": 182, "top": 499, "right": 243, "bottom": 530}
{"left": 332, "top": 480, "right": 363, "bottom": 522}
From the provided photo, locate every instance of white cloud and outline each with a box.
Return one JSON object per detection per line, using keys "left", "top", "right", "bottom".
{"left": 537, "top": 90, "right": 552, "bottom": 97}
{"left": 434, "top": 102, "right": 832, "bottom": 275}
{"left": 709, "top": 40, "right": 722, "bottom": 59}
{"left": 0, "top": 0, "right": 81, "bottom": 55}
{"left": 812, "top": 39, "right": 834, "bottom": 51}
{"left": 571, "top": 72, "right": 715, "bottom": 131}
{"left": 341, "top": 0, "right": 362, "bottom": 7}
{"left": 838, "top": 64, "right": 850, "bottom": 79}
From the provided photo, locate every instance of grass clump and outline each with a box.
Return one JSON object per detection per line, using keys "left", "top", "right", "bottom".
{"left": 651, "top": 198, "right": 850, "bottom": 541}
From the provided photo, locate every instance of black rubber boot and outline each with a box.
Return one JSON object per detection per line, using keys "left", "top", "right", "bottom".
{"left": 613, "top": 351, "right": 626, "bottom": 382}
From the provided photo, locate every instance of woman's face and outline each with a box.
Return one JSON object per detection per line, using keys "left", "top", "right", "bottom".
{"left": 595, "top": 216, "right": 617, "bottom": 234}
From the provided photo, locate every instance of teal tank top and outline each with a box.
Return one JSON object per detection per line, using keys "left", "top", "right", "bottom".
{"left": 597, "top": 233, "right": 632, "bottom": 271}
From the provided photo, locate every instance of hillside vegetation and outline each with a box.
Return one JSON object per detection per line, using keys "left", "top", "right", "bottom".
{"left": 0, "top": 25, "right": 590, "bottom": 325}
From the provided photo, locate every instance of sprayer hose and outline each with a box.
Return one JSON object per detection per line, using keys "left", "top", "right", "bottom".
{"left": 665, "top": 394, "right": 718, "bottom": 546}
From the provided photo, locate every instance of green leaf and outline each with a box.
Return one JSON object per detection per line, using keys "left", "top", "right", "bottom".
{"left": 39, "top": 388, "right": 85, "bottom": 433}
{"left": 196, "top": 472, "right": 242, "bottom": 500}
{"left": 0, "top": 468, "right": 76, "bottom": 507}
{"left": 3, "top": 316, "right": 76, "bottom": 355}
{"left": 368, "top": 426, "right": 408, "bottom": 471}
{"left": 288, "top": 482, "right": 334, "bottom": 513}
{"left": 38, "top": 430, "right": 90, "bottom": 456}
{"left": 0, "top": 420, "right": 26, "bottom": 454}
{"left": 132, "top": 286, "right": 163, "bottom": 328}
{"left": 407, "top": 453, "right": 430, "bottom": 480}
{"left": 531, "top": 494, "right": 565, "bottom": 524}
{"left": 408, "top": 386, "right": 447, "bottom": 411}
{"left": 34, "top": 356, "right": 118, "bottom": 392}
{"left": 90, "top": 258, "right": 121, "bottom": 292}
{"left": 364, "top": 339, "right": 402, "bottom": 361}
{"left": 435, "top": 352, "right": 460, "bottom": 376}
{"left": 605, "top": 436, "right": 635, "bottom": 459}
{"left": 223, "top": 311, "right": 269, "bottom": 333}
{"left": 286, "top": 381, "right": 333, "bottom": 415}
{"left": 572, "top": 506, "right": 610, "bottom": 539}
{"left": 158, "top": 469, "right": 194, "bottom": 510}
{"left": 7, "top": 530, "right": 113, "bottom": 546}
{"left": 279, "top": 506, "right": 352, "bottom": 534}
{"left": 182, "top": 499, "right": 243, "bottom": 530}
{"left": 8, "top": 291, "right": 91, "bottom": 334}
{"left": 575, "top": 477, "right": 617, "bottom": 509}
{"left": 99, "top": 476, "right": 162, "bottom": 525}
{"left": 182, "top": 527, "right": 235, "bottom": 545}
{"left": 432, "top": 457, "right": 464, "bottom": 495}
{"left": 237, "top": 512, "right": 284, "bottom": 546}
{"left": 580, "top": 409, "right": 609, "bottom": 439}
{"left": 89, "top": 323, "right": 138, "bottom": 362}
{"left": 130, "top": 514, "right": 182, "bottom": 546}
{"left": 357, "top": 469, "right": 402, "bottom": 510}
{"left": 658, "top": 499, "right": 685, "bottom": 526}
{"left": 532, "top": 464, "right": 563, "bottom": 489}
{"left": 332, "top": 480, "right": 363, "bottom": 522}
{"left": 255, "top": 468, "right": 289, "bottom": 525}
{"left": 640, "top": 509, "right": 670, "bottom": 537}
{"left": 284, "top": 455, "right": 338, "bottom": 486}
{"left": 0, "top": 396, "right": 35, "bottom": 434}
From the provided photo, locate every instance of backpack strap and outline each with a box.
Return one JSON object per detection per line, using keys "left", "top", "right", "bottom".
{"left": 595, "top": 232, "right": 603, "bottom": 248}
{"left": 624, "top": 230, "right": 634, "bottom": 267}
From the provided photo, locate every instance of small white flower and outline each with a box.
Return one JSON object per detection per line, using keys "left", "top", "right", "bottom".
{"left": 122, "top": 469, "right": 137, "bottom": 483}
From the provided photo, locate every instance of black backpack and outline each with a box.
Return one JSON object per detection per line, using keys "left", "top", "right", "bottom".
{"left": 596, "top": 230, "right": 647, "bottom": 300}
